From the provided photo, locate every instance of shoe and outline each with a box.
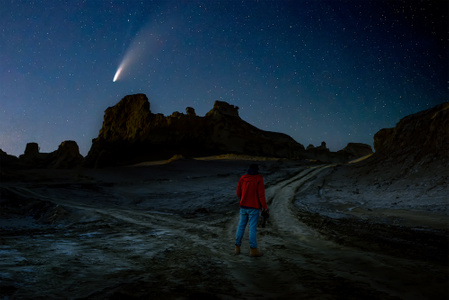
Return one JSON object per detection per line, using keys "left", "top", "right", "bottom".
{"left": 250, "top": 248, "right": 263, "bottom": 257}
{"left": 234, "top": 245, "right": 241, "bottom": 255}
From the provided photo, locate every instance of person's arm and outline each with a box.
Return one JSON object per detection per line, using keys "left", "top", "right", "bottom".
{"left": 258, "top": 176, "right": 268, "bottom": 210}
{"left": 236, "top": 177, "right": 242, "bottom": 200}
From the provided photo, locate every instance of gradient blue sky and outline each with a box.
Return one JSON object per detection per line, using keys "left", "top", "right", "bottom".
{"left": 1, "top": 0, "right": 447, "bottom": 156}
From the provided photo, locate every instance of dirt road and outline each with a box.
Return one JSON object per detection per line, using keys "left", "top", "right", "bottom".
{"left": 0, "top": 160, "right": 447, "bottom": 299}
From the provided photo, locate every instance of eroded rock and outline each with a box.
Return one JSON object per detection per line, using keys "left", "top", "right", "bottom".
{"left": 84, "top": 94, "right": 305, "bottom": 167}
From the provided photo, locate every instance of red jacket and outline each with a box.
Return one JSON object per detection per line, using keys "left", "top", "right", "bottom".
{"left": 236, "top": 174, "right": 268, "bottom": 209}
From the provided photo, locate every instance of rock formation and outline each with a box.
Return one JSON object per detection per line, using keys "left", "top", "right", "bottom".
{"left": 337, "top": 143, "right": 373, "bottom": 159}
{"left": 19, "top": 142, "right": 44, "bottom": 165}
{"left": 305, "top": 142, "right": 372, "bottom": 163}
{"left": 48, "top": 140, "right": 84, "bottom": 169}
{"left": 0, "top": 148, "right": 19, "bottom": 167}
{"left": 373, "top": 102, "right": 449, "bottom": 163}
{"left": 366, "top": 101, "right": 449, "bottom": 174}
{"left": 18, "top": 141, "right": 83, "bottom": 169}
{"left": 84, "top": 94, "right": 306, "bottom": 167}
{"left": 339, "top": 102, "right": 449, "bottom": 181}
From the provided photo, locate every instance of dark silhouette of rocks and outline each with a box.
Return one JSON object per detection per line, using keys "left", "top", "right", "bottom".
{"left": 0, "top": 148, "right": 19, "bottom": 167}
{"left": 17, "top": 140, "right": 83, "bottom": 169}
{"left": 84, "top": 94, "right": 306, "bottom": 167}
{"left": 373, "top": 102, "right": 449, "bottom": 163}
{"left": 306, "top": 141, "right": 329, "bottom": 152}
{"left": 317, "top": 141, "right": 329, "bottom": 151}
{"left": 338, "top": 102, "right": 449, "bottom": 182}
{"left": 305, "top": 142, "right": 372, "bottom": 163}
{"left": 337, "top": 143, "right": 373, "bottom": 159}
{"left": 186, "top": 107, "right": 196, "bottom": 117}
{"left": 368, "top": 102, "right": 449, "bottom": 173}
{"left": 19, "top": 142, "right": 43, "bottom": 165}
{"left": 303, "top": 101, "right": 448, "bottom": 166}
{"left": 49, "top": 140, "right": 84, "bottom": 169}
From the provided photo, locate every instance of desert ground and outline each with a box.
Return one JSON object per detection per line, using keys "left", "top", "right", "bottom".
{"left": 0, "top": 156, "right": 447, "bottom": 299}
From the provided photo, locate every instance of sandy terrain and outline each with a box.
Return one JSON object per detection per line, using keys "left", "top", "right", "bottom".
{"left": 0, "top": 157, "right": 447, "bottom": 299}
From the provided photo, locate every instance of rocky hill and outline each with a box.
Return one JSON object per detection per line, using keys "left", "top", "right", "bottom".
{"left": 323, "top": 102, "right": 449, "bottom": 203}
{"left": 364, "top": 101, "right": 449, "bottom": 176}
{"left": 84, "top": 94, "right": 306, "bottom": 167}
{"left": 373, "top": 102, "right": 449, "bottom": 163}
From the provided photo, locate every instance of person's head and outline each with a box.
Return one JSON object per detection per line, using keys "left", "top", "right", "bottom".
{"left": 247, "top": 164, "right": 259, "bottom": 175}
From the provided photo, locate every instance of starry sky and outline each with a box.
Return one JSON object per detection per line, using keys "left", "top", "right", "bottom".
{"left": 1, "top": 0, "right": 447, "bottom": 157}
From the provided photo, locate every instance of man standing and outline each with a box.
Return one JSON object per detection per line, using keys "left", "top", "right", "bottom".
{"left": 234, "top": 164, "right": 269, "bottom": 257}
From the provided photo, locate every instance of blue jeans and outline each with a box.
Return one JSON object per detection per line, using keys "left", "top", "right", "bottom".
{"left": 235, "top": 208, "right": 260, "bottom": 249}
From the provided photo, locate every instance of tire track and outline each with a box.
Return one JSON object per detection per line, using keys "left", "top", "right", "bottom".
{"left": 266, "top": 164, "right": 335, "bottom": 241}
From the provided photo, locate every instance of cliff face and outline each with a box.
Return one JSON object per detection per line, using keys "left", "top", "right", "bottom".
{"left": 98, "top": 94, "right": 152, "bottom": 142}
{"left": 373, "top": 102, "right": 449, "bottom": 162}
{"left": 346, "top": 102, "right": 449, "bottom": 181}
{"left": 84, "top": 94, "right": 306, "bottom": 167}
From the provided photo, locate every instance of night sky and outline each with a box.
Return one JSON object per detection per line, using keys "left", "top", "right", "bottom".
{"left": 1, "top": 0, "right": 447, "bottom": 157}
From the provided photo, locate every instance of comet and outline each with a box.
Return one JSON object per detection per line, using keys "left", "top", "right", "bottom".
{"left": 112, "top": 17, "right": 172, "bottom": 82}
{"left": 112, "top": 35, "right": 154, "bottom": 82}
{"left": 113, "top": 65, "right": 123, "bottom": 82}
{"left": 112, "top": 30, "right": 148, "bottom": 82}
{"left": 112, "top": 49, "right": 134, "bottom": 82}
